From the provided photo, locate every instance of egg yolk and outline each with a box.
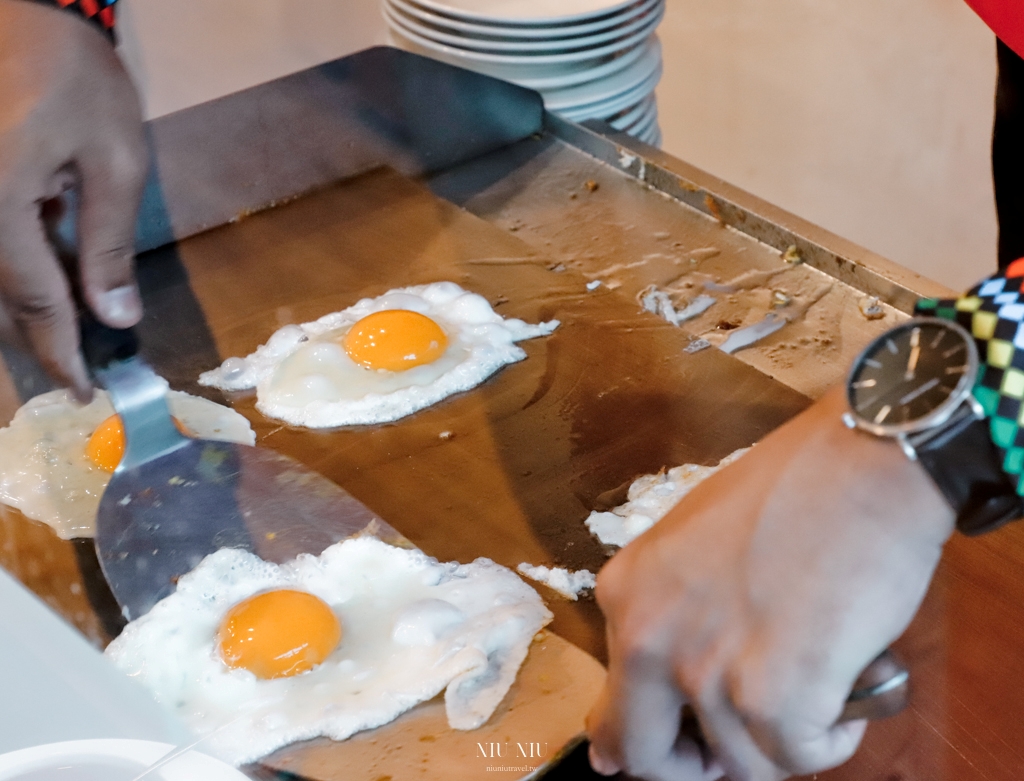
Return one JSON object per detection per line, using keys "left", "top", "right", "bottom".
{"left": 216, "top": 589, "right": 342, "bottom": 679}
{"left": 341, "top": 310, "right": 448, "bottom": 372}
{"left": 86, "top": 415, "right": 192, "bottom": 473}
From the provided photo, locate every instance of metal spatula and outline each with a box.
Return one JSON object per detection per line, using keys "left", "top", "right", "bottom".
{"left": 84, "top": 321, "right": 407, "bottom": 622}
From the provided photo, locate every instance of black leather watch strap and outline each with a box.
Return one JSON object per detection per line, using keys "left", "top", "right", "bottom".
{"left": 910, "top": 404, "right": 1024, "bottom": 535}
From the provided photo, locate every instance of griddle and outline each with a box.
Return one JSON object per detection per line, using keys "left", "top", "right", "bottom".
{"left": 0, "top": 46, "right": 1020, "bottom": 781}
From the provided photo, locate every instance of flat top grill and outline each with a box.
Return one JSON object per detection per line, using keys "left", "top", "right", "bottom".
{"left": 0, "top": 46, "right": 1014, "bottom": 781}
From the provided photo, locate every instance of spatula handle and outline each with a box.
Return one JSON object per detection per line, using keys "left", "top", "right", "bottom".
{"left": 79, "top": 313, "right": 188, "bottom": 469}
{"left": 80, "top": 313, "right": 139, "bottom": 372}
{"left": 840, "top": 648, "right": 909, "bottom": 722}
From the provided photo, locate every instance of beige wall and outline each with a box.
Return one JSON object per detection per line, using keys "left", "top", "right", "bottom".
{"left": 117, "top": 0, "right": 997, "bottom": 291}
{"left": 656, "top": 0, "right": 999, "bottom": 291}
{"left": 116, "top": 0, "right": 389, "bottom": 119}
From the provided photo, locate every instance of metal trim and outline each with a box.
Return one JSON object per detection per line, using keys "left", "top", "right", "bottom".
{"left": 544, "top": 112, "right": 956, "bottom": 312}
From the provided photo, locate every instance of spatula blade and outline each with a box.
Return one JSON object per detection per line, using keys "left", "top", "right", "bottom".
{"left": 96, "top": 440, "right": 408, "bottom": 621}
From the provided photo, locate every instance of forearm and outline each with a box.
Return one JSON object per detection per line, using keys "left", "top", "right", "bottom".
{"left": 5, "top": 0, "right": 117, "bottom": 41}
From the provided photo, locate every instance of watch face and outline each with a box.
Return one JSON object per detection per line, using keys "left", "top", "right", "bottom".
{"left": 848, "top": 318, "right": 978, "bottom": 434}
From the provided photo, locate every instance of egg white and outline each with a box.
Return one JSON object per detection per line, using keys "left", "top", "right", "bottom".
{"left": 198, "top": 281, "right": 559, "bottom": 428}
{"left": 0, "top": 389, "right": 255, "bottom": 539}
{"left": 585, "top": 448, "right": 750, "bottom": 548}
{"left": 104, "top": 537, "right": 553, "bottom": 767}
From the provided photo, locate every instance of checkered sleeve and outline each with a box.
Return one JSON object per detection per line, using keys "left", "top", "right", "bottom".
{"left": 31, "top": 0, "right": 117, "bottom": 42}
{"left": 916, "top": 257, "right": 1024, "bottom": 496}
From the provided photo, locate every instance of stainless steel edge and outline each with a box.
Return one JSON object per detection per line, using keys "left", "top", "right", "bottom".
{"left": 544, "top": 112, "right": 957, "bottom": 311}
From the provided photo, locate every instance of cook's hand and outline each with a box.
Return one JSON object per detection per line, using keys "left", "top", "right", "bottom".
{"left": 587, "top": 386, "right": 955, "bottom": 781}
{"left": 0, "top": 0, "right": 146, "bottom": 398}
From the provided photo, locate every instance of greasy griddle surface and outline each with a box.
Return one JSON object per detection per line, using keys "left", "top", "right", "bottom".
{"left": 143, "top": 167, "right": 808, "bottom": 657}
{"left": 0, "top": 167, "right": 807, "bottom": 779}
{"left": 3, "top": 153, "right": 1023, "bottom": 781}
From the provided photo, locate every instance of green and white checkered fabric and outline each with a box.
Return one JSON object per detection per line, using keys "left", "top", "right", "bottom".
{"left": 917, "top": 258, "right": 1024, "bottom": 496}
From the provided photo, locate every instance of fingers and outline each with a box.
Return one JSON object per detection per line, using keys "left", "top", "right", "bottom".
{"left": 695, "top": 698, "right": 865, "bottom": 781}
{"left": 76, "top": 88, "right": 146, "bottom": 329}
{"left": 688, "top": 656, "right": 867, "bottom": 781}
{"left": 587, "top": 642, "right": 722, "bottom": 781}
{"left": 0, "top": 199, "right": 90, "bottom": 399}
{"left": 729, "top": 671, "right": 867, "bottom": 776}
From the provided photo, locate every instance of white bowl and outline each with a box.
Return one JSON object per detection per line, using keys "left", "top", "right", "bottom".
{"left": 390, "top": 0, "right": 659, "bottom": 39}
{"left": 403, "top": 0, "right": 647, "bottom": 27}
{"left": 384, "top": 0, "right": 662, "bottom": 52}
{"left": 0, "top": 740, "right": 248, "bottom": 781}
{"left": 384, "top": 5, "right": 659, "bottom": 64}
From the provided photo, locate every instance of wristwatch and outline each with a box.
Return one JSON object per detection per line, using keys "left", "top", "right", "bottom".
{"left": 843, "top": 317, "right": 1023, "bottom": 535}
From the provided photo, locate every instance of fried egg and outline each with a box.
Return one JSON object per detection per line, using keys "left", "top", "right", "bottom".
{"left": 586, "top": 448, "right": 750, "bottom": 548}
{"left": 198, "top": 282, "right": 559, "bottom": 428}
{"left": 0, "top": 389, "right": 255, "bottom": 539}
{"left": 104, "top": 537, "right": 553, "bottom": 767}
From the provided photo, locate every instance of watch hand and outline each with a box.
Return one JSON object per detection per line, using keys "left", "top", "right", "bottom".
{"left": 899, "top": 377, "right": 940, "bottom": 406}
{"left": 905, "top": 327, "right": 921, "bottom": 381}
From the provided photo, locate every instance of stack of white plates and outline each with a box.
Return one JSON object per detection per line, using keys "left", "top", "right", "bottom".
{"left": 383, "top": 0, "right": 664, "bottom": 146}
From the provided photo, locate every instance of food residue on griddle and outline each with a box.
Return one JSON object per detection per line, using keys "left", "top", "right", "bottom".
{"left": 859, "top": 295, "right": 886, "bottom": 320}
{"left": 516, "top": 563, "right": 595, "bottom": 601}
{"left": 782, "top": 245, "right": 803, "bottom": 265}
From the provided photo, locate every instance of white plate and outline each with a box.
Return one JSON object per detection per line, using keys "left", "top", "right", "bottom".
{"left": 384, "top": 0, "right": 662, "bottom": 53}
{"left": 542, "top": 34, "right": 660, "bottom": 108}
{"left": 624, "top": 103, "right": 658, "bottom": 136}
{"left": 635, "top": 119, "right": 661, "bottom": 145}
{"left": 0, "top": 740, "right": 248, "bottom": 781}
{"left": 389, "top": 27, "right": 654, "bottom": 90}
{"left": 391, "top": 0, "right": 658, "bottom": 39}
{"left": 556, "top": 61, "right": 659, "bottom": 119}
{"left": 405, "top": 0, "right": 646, "bottom": 26}
{"left": 607, "top": 94, "right": 655, "bottom": 130}
{"left": 385, "top": 6, "right": 658, "bottom": 65}
{"left": 623, "top": 101, "right": 659, "bottom": 136}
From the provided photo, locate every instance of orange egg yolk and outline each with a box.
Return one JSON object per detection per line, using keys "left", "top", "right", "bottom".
{"left": 86, "top": 415, "right": 192, "bottom": 473}
{"left": 341, "top": 309, "right": 448, "bottom": 372}
{"left": 217, "top": 589, "right": 342, "bottom": 679}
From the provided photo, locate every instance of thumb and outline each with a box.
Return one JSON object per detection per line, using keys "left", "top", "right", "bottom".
{"left": 75, "top": 129, "right": 147, "bottom": 329}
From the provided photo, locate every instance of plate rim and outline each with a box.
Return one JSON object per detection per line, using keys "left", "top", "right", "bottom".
{"left": 0, "top": 739, "right": 249, "bottom": 781}
{"left": 388, "top": 0, "right": 659, "bottom": 38}
{"left": 543, "top": 37, "right": 660, "bottom": 108}
{"left": 388, "top": 28, "right": 656, "bottom": 90}
{"left": 556, "top": 62, "right": 660, "bottom": 118}
{"left": 384, "top": 6, "right": 660, "bottom": 65}
{"left": 401, "top": 0, "right": 648, "bottom": 27}
{"left": 383, "top": 0, "right": 661, "bottom": 52}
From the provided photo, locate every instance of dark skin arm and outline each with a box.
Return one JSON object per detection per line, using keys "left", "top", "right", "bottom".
{"left": 0, "top": 0, "right": 146, "bottom": 398}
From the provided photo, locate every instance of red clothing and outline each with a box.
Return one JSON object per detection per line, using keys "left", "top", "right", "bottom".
{"left": 36, "top": 0, "right": 116, "bottom": 40}
{"left": 965, "top": 1, "right": 1024, "bottom": 58}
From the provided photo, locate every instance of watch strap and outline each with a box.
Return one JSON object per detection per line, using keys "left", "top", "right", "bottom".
{"left": 910, "top": 404, "right": 1024, "bottom": 535}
